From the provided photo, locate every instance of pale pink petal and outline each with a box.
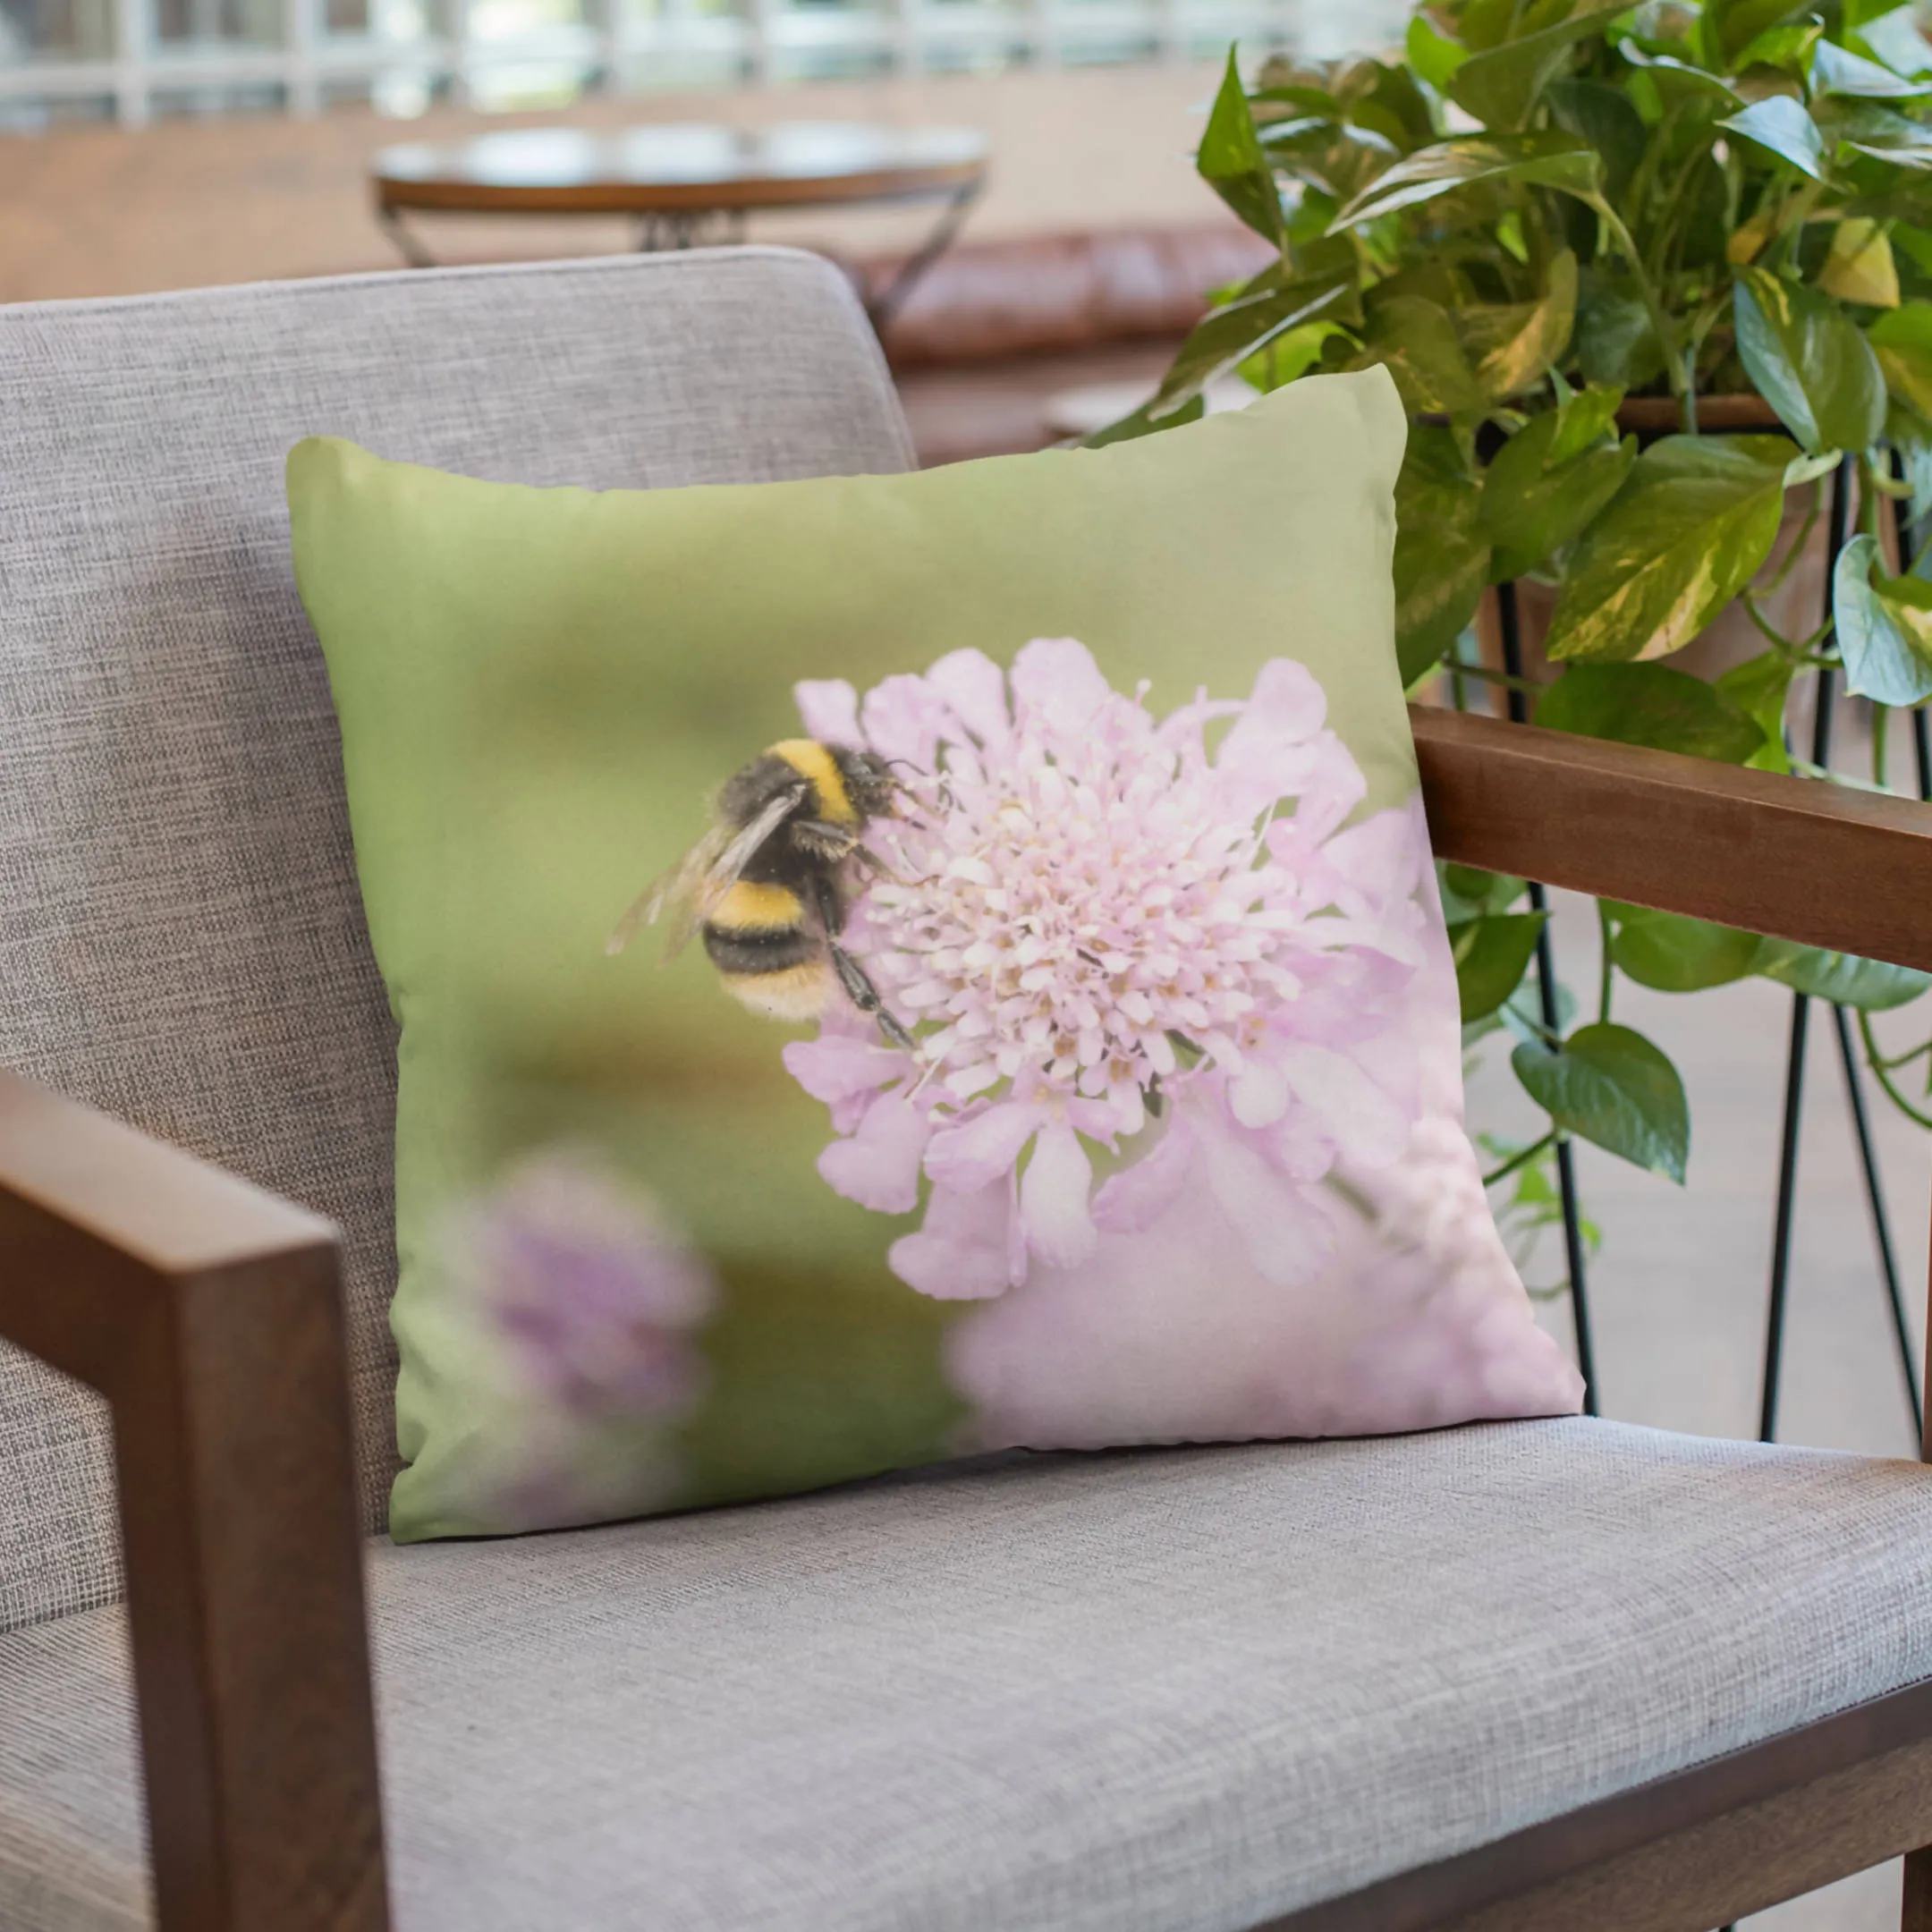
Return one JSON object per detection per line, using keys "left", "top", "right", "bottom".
{"left": 1265, "top": 1104, "right": 1338, "bottom": 1183}
{"left": 1210, "top": 662, "right": 1355, "bottom": 826}
{"left": 889, "top": 1180, "right": 1014, "bottom": 1301}
{"left": 1195, "top": 1108, "right": 1336, "bottom": 1287}
{"left": 1020, "top": 1120, "right": 1097, "bottom": 1268}
{"left": 1092, "top": 1115, "right": 1197, "bottom": 1233}
{"left": 1156, "top": 693, "right": 1243, "bottom": 762}
{"left": 1228, "top": 1055, "right": 1292, "bottom": 1130}
{"left": 1009, "top": 638, "right": 1111, "bottom": 740}
{"left": 817, "top": 1090, "right": 932, "bottom": 1214}
{"left": 924, "top": 1100, "right": 1045, "bottom": 1193}
{"left": 1315, "top": 801, "right": 1428, "bottom": 909}
{"left": 860, "top": 674, "right": 956, "bottom": 770}
{"left": 793, "top": 678, "right": 861, "bottom": 745}
{"left": 1279, "top": 1042, "right": 1410, "bottom": 1170}
{"left": 1268, "top": 734, "right": 1372, "bottom": 847}
{"left": 924, "top": 648, "right": 1012, "bottom": 749}
{"left": 782, "top": 1032, "right": 908, "bottom": 1109}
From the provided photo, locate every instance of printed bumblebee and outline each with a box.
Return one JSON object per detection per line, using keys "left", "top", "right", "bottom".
{"left": 607, "top": 740, "right": 917, "bottom": 1049}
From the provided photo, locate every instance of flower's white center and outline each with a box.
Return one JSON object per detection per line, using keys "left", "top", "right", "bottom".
{"left": 866, "top": 739, "right": 1301, "bottom": 1106}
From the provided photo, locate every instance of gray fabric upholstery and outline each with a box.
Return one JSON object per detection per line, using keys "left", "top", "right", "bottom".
{"left": 3, "top": 1419, "right": 1930, "bottom": 1932}
{"left": 0, "top": 250, "right": 915, "bottom": 1631}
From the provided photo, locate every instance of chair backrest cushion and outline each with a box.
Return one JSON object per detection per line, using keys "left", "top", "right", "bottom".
{"left": 0, "top": 250, "right": 913, "bottom": 1631}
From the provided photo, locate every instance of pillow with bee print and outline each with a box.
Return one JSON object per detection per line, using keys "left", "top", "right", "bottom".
{"left": 290, "top": 365, "right": 1582, "bottom": 1544}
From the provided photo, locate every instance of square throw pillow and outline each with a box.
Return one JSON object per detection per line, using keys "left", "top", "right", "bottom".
{"left": 290, "top": 366, "right": 1583, "bottom": 1543}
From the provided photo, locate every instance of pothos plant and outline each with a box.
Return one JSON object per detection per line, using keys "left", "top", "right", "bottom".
{"left": 1096, "top": 0, "right": 1932, "bottom": 1285}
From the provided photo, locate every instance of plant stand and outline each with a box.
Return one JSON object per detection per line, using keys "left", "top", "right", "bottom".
{"left": 1495, "top": 456, "right": 1927, "bottom": 1444}
{"left": 1496, "top": 579, "right": 1600, "bottom": 1419}
{"left": 1758, "top": 462, "right": 1925, "bottom": 1448}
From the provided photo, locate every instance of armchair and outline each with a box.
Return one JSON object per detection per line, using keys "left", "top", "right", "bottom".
{"left": 3, "top": 250, "right": 1930, "bottom": 1932}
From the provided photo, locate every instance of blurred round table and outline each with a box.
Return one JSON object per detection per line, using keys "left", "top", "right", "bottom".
{"left": 373, "top": 122, "right": 989, "bottom": 326}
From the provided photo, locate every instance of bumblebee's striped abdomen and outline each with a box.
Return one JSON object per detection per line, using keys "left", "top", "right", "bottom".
{"left": 703, "top": 877, "right": 815, "bottom": 984}
{"left": 710, "top": 880, "right": 804, "bottom": 935}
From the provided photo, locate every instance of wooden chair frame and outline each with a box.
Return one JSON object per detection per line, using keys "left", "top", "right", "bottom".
{"left": 4, "top": 706, "right": 1931, "bottom": 1932}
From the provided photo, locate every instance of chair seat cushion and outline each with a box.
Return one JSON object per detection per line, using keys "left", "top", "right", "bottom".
{"left": 4, "top": 1417, "right": 1931, "bottom": 1931}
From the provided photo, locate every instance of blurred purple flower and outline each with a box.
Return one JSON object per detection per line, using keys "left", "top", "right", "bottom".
{"left": 453, "top": 1151, "right": 715, "bottom": 1420}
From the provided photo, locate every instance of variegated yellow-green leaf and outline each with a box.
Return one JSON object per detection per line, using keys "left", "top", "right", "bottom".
{"left": 1544, "top": 436, "right": 1796, "bottom": 663}
{"left": 1733, "top": 267, "right": 1887, "bottom": 453}
{"left": 1867, "top": 301, "right": 1932, "bottom": 417}
{"left": 1462, "top": 249, "right": 1579, "bottom": 399}
{"left": 1354, "top": 294, "right": 1488, "bottom": 418}
{"left": 1328, "top": 131, "right": 1603, "bottom": 232}
{"left": 1819, "top": 218, "right": 1901, "bottom": 307}
{"left": 1479, "top": 396, "right": 1634, "bottom": 580}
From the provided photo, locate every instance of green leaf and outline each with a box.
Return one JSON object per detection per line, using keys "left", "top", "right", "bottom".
{"left": 1889, "top": 402, "right": 1932, "bottom": 520}
{"left": 1607, "top": 904, "right": 1766, "bottom": 991}
{"left": 1575, "top": 268, "right": 1666, "bottom": 392}
{"left": 1545, "top": 436, "right": 1798, "bottom": 663}
{"left": 1328, "top": 131, "right": 1604, "bottom": 232}
{"left": 1512, "top": 1021, "right": 1690, "bottom": 1182}
{"left": 1479, "top": 408, "right": 1637, "bottom": 580}
{"left": 1447, "top": 4, "right": 1630, "bottom": 131}
{"left": 1867, "top": 301, "right": 1932, "bottom": 416}
{"left": 1534, "top": 661, "right": 1767, "bottom": 759}
{"left": 1144, "top": 265, "right": 1359, "bottom": 423}
{"left": 1733, "top": 267, "right": 1887, "bottom": 454}
{"left": 1546, "top": 77, "right": 1648, "bottom": 200}
{"left": 1199, "top": 48, "right": 1287, "bottom": 246}
{"left": 1406, "top": 14, "right": 1469, "bottom": 91}
{"left": 1812, "top": 38, "right": 1932, "bottom": 98}
{"left": 1355, "top": 294, "right": 1489, "bottom": 417}
{"left": 1081, "top": 393, "right": 1206, "bottom": 448}
{"left": 1715, "top": 648, "right": 1796, "bottom": 770}
{"left": 1443, "top": 864, "right": 1527, "bottom": 915}
{"left": 1705, "top": 0, "right": 1813, "bottom": 69}
{"left": 1833, "top": 530, "right": 1932, "bottom": 703}
{"left": 1451, "top": 911, "right": 1549, "bottom": 1022}
{"left": 1461, "top": 248, "right": 1580, "bottom": 400}
{"left": 1718, "top": 97, "right": 1827, "bottom": 180}
{"left": 1756, "top": 938, "right": 1932, "bottom": 1008}
{"left": 1730, "top": 19, "right": 1823, "bottom": 73}
{"left": 1239, "top": 319, "right": 1355, "bottom": 392}
{"left": 1348, "top": 61, "right": 1438, "bottom": 154}
{"left": 1619, "top": 45, "right": 1745, "bottom": 107}
{"left": 1394, "top": 426, "right": 1492, "bottom": 684}
{"left": 1824, "top": 98, "right": 1932, "bottom": 170}
{"left": 1860, "top": 7, "right": 1932, "bottom": 79}
{"left": 1551, "top": 380, "right": 1627, "bottom": 463}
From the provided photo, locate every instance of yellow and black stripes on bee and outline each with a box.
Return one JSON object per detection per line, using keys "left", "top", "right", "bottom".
{"left": 767, "top": 740, "right": 860, "bottom": 825}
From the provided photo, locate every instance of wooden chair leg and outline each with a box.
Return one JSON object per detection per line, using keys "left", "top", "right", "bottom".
{"left": 1905, "top": 1846, "right": 1932, "bottom": 1932}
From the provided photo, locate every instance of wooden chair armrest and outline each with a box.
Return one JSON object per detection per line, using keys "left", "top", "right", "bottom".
{"left": 0, "top": 1069, "right": 388, "bottom": 1932}
{"left": 1413, "top": 708, "right": 1932, "bottom": 970}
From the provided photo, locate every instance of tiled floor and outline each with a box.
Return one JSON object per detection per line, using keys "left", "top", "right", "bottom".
{"left": 1468, "top": 893, "right": 1929, "bottom": 1929}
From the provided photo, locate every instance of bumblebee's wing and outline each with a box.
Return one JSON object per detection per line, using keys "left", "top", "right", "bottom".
{"left": 606, "top": 785, "right": 806, "bottom": 961}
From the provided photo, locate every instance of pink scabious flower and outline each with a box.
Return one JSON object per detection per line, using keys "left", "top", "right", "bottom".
{"left": 784, "top": 639, "right": 1428, "bottom": 1301}
{"left": 452, "top": 1150, "right": 715, "bottom": 1420}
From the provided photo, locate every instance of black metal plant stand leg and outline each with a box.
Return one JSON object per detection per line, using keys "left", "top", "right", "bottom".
{"left": 1760, "top": 455, "right": 1924, "bottom": 1443}
{"left": 1496, "top": 580, "right": 1599, "bottom": 1416}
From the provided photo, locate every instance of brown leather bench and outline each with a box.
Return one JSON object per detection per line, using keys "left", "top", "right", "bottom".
{"left": 860, "top": 223, "right": 1275, "bottom": 465}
